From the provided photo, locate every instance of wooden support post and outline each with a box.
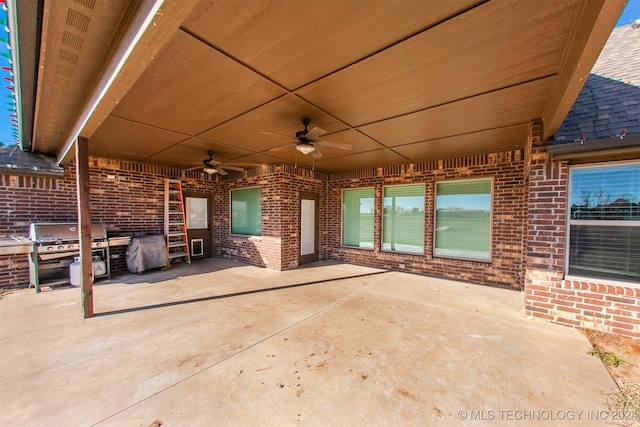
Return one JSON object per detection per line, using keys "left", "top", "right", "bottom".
{"left": 76, "top": 136, "right": 93, "bottom": 318}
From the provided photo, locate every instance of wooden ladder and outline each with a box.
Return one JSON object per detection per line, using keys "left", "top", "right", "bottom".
{"left": 164, "top": 179, "right": 191, "bottom": 264}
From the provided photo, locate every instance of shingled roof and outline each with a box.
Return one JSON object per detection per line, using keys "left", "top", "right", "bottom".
{"left": 0, "top": 145, "right": 65, "bottom": 177}
{"left": 592, "top": 21, "right": 640, "bottom": 87}
{"left": 553, "top": 22, "right": 640, "bottom": 143}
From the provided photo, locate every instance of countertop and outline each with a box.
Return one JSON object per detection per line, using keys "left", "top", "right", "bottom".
{"left": 0, "top": 237, "right": 34, "bottom": 255}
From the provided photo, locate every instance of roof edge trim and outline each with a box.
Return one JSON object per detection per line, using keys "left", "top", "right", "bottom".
{"left": 56, "top": 0, "right": 165, "bottom": 165}
{"left": 548, "top": 135, "right": 640, "bottom": 161}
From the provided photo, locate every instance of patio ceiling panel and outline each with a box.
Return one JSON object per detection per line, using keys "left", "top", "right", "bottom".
{"left": 220, "top": 153, "right": 301, "bottom": 171}
{"left": 108, "top": 30, "right": 286, "bottom": 136}
{"left": 146, "top": 137, "right": 254, "bottom": 170}
{"left": 309, "top": 129, "right": 386, "bottom": 155}
{"left": 358, "top": 76, "right": 555, "bottom": 148}
{"left": 198, "top": 94, "right": 349, "bottom": 153}
{"left": 19, "top": 0, "right": 625, "bottom": 174}
{"left": 252, "top": 129, "right": 386, "bottom": 167}
{"left": 180, "top": 0, "right": 483, "bottom": 91}
{"left": 311, "top": 148, "right": 409, "bottom": 172}
{"left": 392, "top": 123, "right": 531, "bottom": 162}
{"left": 296, "top": 0, "right": 580, "bottom": 128}
{"left": 89, "top": 116, "right": 188, "bottom": 162}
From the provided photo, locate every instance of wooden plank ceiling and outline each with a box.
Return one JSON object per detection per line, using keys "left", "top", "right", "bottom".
{"left": 27, "top": 0, "right": 624, "bottom": 174}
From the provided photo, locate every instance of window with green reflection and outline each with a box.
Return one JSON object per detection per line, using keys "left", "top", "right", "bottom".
{"left": 382, "top": 184, "right": 425, "bottom": 254}
{"left": 435, "top": 179, "right": 492, "bottom": 261}
{"left": 231, "top": 187, "right": 262, "bottom": 236}
{"left": 342, "top": 188, "right": 375, "bottom": 249}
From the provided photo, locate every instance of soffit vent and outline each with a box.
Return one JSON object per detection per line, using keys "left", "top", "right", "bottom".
{"left": 59, "top": 49, "right": 79, "bottom": 65}
{"left": 74, "top": 0, "right": 96, "bottom": 10}
{"left": 62, "top": 31, "right": 84, "bottom": 50}
{"left": 66, "top": 9, "right": 91, "bottom": 32}
{"left": 53, "top": 76, "right": 70, "bottom": 89}
{"left": 55, "top": 64, "right": 74, "bottom": 77}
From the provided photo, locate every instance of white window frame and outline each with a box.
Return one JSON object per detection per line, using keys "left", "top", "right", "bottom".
{"left": 564, "top": 160, "right": 640, "bottom": 284}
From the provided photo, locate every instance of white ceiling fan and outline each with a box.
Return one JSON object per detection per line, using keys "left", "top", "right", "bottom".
{"left": 185, "top": 151, "right": 244, "bottom": 176}
{"left": 263, "top": 117, "right": 352, "bottom": 158}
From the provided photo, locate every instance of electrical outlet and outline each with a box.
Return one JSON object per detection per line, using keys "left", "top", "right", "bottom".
{"left": 399, "top": 264, "right": 405, "bottom": 269}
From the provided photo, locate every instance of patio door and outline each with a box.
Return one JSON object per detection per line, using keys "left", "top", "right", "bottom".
{"left": 184, "top": 194, "right": 211, "bottom": 259}
{"left": 299, "top": 192, "right": 319, "bottom": 265}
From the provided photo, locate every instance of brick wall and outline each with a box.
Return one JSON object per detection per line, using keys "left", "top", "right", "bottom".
{"left": 0, "top": 158, "right": 218, "bottom": 287}
{"left": 326, "top": 153, "right": 528, "bottom": 289}
{"left": 215, "top": 167, "right": 282, "bottom": 269}
{"left": 277, "top": 166, "right": 327, "bottom": 270}
{"left": 0, "top": 253, "right": 29, "bottom": 288}
{"left": 0, "top": 174, "right": 77, "bottom": 237}
{"left": 523, "top": 121, "right": 640, "bottom": 340}
{"left": 3, "top": 153, "right": 529, "bottom": 289}
{"left": 214, "top": 165, "right": 327, "bottom": 271}
{"left": 4, "top": 139, "right": 636, "bottom": 340}
{"left": 0, "top": 158, "right": 329, "bottom": 285}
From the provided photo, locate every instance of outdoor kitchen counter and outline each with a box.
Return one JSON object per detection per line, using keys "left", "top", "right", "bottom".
{"left": 0, "top": 237, "right": 33, "bottom": 255}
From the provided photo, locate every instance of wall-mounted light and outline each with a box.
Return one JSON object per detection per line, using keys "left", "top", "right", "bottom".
{"left": 296, "top": 143, "right": 315, "bottom": 155}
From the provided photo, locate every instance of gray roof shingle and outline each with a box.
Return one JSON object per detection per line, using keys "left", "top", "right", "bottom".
{"left": 591, "top": 23, "right": 640, "bottom": 87}
{"left": 0, "top": 145, "right": 65, "bottom": 176}
{"left": 554, "top": 23, "right": 640, "bottom": 143}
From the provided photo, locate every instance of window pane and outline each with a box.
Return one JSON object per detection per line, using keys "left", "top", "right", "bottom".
{"left": 342, "top": 188, "right": 374, "bottom": 249}
{"left": 435, "top": 179, "right": 491, "bottom": 261}
{"left": 186, "top": 197, "right": 208, "bottom": 229}
{"left": 231, "top": 188, "right": 262, "bottom": 236}
{"left": 301, "top": 199, "right": 315, "bottom": 255}
{"left": 569, "top": 224, "right": 640, "bottom": 282}
{"left": 570, "top": 164, "right": 640, "bottom": 220}
{"left": 568, "top": 163, "right": 640, "bottom": 283}
{"left": 383, "top": 185, "right": 424, "bottom": 254}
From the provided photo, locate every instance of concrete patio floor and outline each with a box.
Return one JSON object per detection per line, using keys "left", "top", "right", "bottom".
{"left": 0, "top": 259, "right": 619, "bottom": 426}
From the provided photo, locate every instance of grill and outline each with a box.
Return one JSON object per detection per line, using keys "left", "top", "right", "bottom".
{"left": 29, "top": 222, "right": 111, "bottom": 292}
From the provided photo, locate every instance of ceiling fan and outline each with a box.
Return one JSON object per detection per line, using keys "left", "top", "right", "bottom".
{"left": 263, "top": 117, "right": 352, "bottom": 158}
{"left": 185, "top": 151, "right": 244, "bottom": 176}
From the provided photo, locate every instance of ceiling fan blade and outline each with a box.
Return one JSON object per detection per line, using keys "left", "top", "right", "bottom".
{"left": 305, "top": 127, "right": 326, "bottom": 141}
{"left": 269, "top": 143, "right": 294, "bottom": 152}
{"left": 220, "top": 165, "right": 244, "bottom": 172}
{"left": 316, "top": 140, "right": 352, "bottom": 150}
{"left": 311, "top": 147, "right": 323, "bottom": 158}
{"left": 185, "top": 165, "right": 203, "bottom": 171}
{"left": 216, "top": 168, "right": 228, "bottom": 176}
{"left": 261, "top": 131, "right": 296, "bottom": 140}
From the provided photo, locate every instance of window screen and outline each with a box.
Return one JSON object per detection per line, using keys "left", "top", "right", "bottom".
{"left": 568, "top": 163, "right": 640, "bottom": 283}
{"left": 435, "top": 179, "right": 492, "bottom": 261}
{"left": 231, "top": 187, "right": 262, "bottom": 236}
{"left": 382, "top": 184, "right": 425, "bottom": 254}
{"left": 342, "top": 188, "right": 374, "bottom": 249}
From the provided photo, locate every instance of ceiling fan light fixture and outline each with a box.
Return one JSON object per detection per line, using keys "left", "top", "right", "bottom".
{"left": 203, "top": 167, "right": 217, "bottom": 174}
{"left": 296, "top": 143, "right": 315, "bottom": 155}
